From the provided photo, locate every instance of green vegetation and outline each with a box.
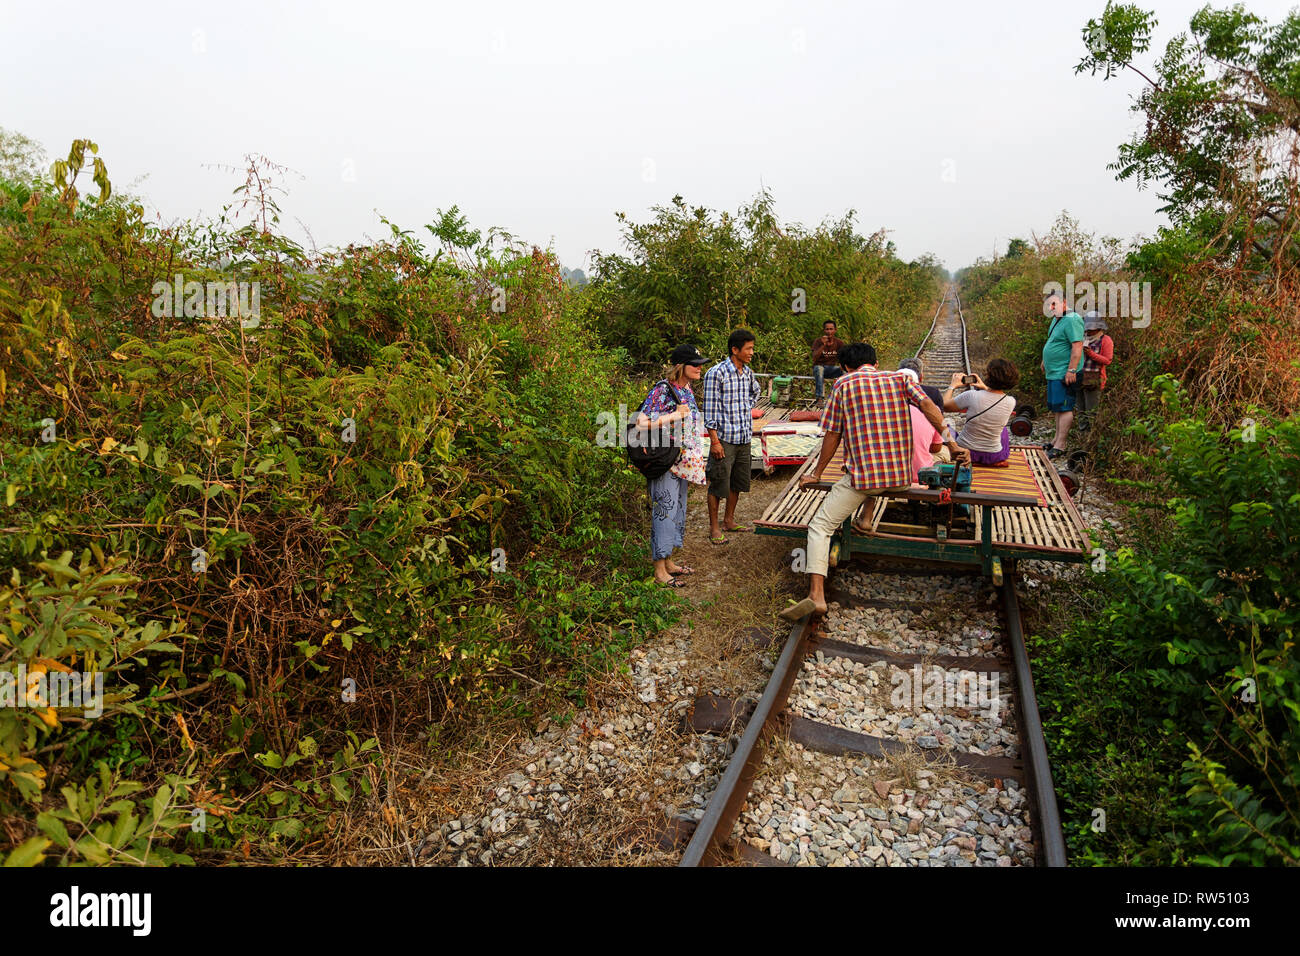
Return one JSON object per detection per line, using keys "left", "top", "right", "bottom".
{"left": 962, "top": 4, "right": 1300, "bottom": 865}
{"left": 0, "top": 140, "right": 931, "bottom": 864}
{"left": 0, "top": 145, "right": 681, "bottom": 864}
{"left": 591, "top": 191, "right": 943, "bottom": 374}
{"left": 956, "top": 214, "right": 1129, "bottom": 433}
{"left": 1035, "top": 380, "right": 1298, "bottom": 864}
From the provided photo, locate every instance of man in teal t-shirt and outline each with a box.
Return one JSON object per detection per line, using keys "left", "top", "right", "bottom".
{"left": 1040, "top": 292, "right": 1084, "bottom": 459}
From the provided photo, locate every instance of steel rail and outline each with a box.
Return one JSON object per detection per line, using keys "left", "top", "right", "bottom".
{"left": 1000, "top": 558, "right": 1068, "bottom": 866}
{"left": 912, "top": 286, "right": 950, "bottom": 359}
{"left": 953, "top": 289, "right": 971, "bottom": 375}
{"left": 678, "top": 617, "right": 811, "bottom": 866}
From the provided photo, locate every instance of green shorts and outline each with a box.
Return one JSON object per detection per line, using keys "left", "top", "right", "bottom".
{"left": 707, "top": 440, "right": 751, "bottom": 498}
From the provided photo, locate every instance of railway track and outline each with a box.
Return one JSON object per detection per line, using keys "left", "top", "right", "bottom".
{"left": 679, "top": 288, "right": 1066, "bottom": 868}
{"left": 915, "top": 286, "right": 971, "bottom": 386}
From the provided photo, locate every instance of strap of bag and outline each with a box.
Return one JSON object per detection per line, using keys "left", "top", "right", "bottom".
{"left": 649, "top": 380, "right": 682, "bottom": 420}
{"left": 962, "top": 393, "right": 1010, "bottom": 425}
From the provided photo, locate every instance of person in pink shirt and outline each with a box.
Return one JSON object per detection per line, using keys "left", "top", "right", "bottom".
{"left": 899, "top": 368, "right": 944, "bottom": 479}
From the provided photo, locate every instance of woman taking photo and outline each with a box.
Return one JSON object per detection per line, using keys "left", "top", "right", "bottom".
{"left": 637, "top": 344, "right": 709, "bottom": 587}
{"left": 943, "top": 358, "right": 1020, "bottom": 466}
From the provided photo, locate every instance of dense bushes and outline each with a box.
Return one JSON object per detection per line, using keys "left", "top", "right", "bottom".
{"left": 1033, "top": 379, "right": 1299, "bottom": 864}
{"left": 0, "top": 148, "right": 674, "bottom": 863}
{"left": 959, "top": 5, "right": 1300, "bottom": 866}
{"left": 591, "top": 191, "right": 943, "bottom": 375}
{"left": 955, "top": 214, "right": 1133, "bottom": 435}
{"left": 2, "top": 140, "right": 934, "bottom": 865}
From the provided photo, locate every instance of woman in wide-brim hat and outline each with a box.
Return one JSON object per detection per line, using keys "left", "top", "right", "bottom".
{"left": 637, "top": 344, "right": 710, "bottom": 586}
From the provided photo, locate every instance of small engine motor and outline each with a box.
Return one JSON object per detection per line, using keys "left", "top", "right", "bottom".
{"left": 916, "top": 463, "right": 972, "bottom": 492}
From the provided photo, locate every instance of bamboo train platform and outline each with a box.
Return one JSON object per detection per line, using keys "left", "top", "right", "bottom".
{"left": 755, "top": 444, "right": 1091, "bottom": 577}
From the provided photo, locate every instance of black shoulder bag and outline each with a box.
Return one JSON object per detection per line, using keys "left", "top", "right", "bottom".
{"left": 626, "top": 381, "right": 685, "bottom": 480}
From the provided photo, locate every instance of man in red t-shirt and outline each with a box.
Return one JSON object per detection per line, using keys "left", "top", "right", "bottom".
{"left": 810, "top": 320, "right": 847, "bottom": 401}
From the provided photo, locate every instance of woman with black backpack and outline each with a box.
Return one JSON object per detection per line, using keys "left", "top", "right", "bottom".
{"left": 635, "top": 344, "right": 709, "bottom": 587}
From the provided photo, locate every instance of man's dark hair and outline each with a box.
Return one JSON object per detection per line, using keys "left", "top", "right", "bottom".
{"left": 984, "top": 358, "right": 1020, "bottom": 390}
{"left": 727, "top": 328, "right": 755, "bottom": 355}
{"left": 838, "top": 342, "right": 875, "bottom": 371}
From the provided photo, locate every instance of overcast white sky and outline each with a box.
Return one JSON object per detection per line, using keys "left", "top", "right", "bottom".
{"left": 4, "top": 0, "right": 1296, "bottom": 273}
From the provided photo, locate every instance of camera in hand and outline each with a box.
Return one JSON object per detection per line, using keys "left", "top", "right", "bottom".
{"left": 961, "top": 374, "right": 975, "bottom": 385}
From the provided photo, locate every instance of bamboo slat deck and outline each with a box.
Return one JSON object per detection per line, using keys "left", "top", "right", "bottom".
{"left": 755, "top": 443, "right": 1090, "bottom": 558}
{"left": 751, "top": 400, "right": 828, "bottom": 467}
{"left": 750, "top": 399, "right": 791, "bottom": 432}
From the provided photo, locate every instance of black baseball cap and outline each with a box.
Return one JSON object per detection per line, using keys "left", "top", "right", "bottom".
{"left": 670, "top": 344, "right": 708, "bottom": 366}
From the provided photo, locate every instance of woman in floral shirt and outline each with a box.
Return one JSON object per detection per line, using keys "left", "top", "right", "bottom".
{"left": 637, "top": 344, "right": 709, "bottom": 586}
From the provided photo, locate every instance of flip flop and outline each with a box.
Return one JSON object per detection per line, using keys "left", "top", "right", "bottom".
{"left": 723, "top": 524, "right": 751, "bottom": 533}
{"left": 657, "top": 576, "right": 686, "bottom": 588}
{"left": 778, "top": 598, "right": 818, "bottom": 621}
{"left": 669, "top": 565, "right": 696, "bottom": 576}
{"left": 709, "top": 535, "right": 728, "bottom": 546}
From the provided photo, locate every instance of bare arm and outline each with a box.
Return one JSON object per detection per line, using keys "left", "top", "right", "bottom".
{"left": 1065, "top": 341, "right": 1084, "bottom": 383}
{"left": 942, "top": 373, "right": 964, "bottom": 412}
{"left": 638, "top": 404, "right": 689, "bottom": 429}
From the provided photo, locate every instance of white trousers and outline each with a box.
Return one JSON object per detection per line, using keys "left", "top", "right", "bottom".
{"left": 805, "top": 475, "right": 909, "bottom": 577}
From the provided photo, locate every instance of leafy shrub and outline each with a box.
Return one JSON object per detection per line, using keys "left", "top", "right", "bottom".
{"left": 0, "top": 146, "right": 673, "bottom": 863}
{"left": 1033, "top": 378, "right": 1300, "bottom": 864}
{"left": 591, "top": 192, "right": 943, "bottom": 374}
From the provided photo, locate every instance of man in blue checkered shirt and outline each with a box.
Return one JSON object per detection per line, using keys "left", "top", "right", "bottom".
{"left": 701, "top": 328, "right": 761, "bottom": 545}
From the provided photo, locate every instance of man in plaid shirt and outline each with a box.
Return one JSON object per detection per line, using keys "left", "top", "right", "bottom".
{"left": 701, "top": 328, "right": 762, "bottom": 544}
{"left": 780, "top": 351, "right": 969, "bottom": 620}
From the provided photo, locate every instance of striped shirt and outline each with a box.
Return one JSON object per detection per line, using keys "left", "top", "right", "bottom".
{"left": 701, "top": 359, "right": 761, "bottom": 445}
{"left": 820, "top": 370, "right": 932, "bottom": 490}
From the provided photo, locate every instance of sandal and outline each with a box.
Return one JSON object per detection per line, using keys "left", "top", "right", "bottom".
{"left": 669, "top": 565, "right": 696, "bottom": 576}
{"left": 709, "top": 534, "right": 728, "bottom": 546}
{"left": 723, "top": 523, "right": 751, "bottom": 533}
{"left": 778, "top": 598, "right": 820, "bottom": 621}
{"left": 657, "top": 576, "right": 686, "bottom": 588}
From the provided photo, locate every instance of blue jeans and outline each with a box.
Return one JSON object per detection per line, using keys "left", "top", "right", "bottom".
{"left": 813, "top": 365, "right": 842, "bottom": 400}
